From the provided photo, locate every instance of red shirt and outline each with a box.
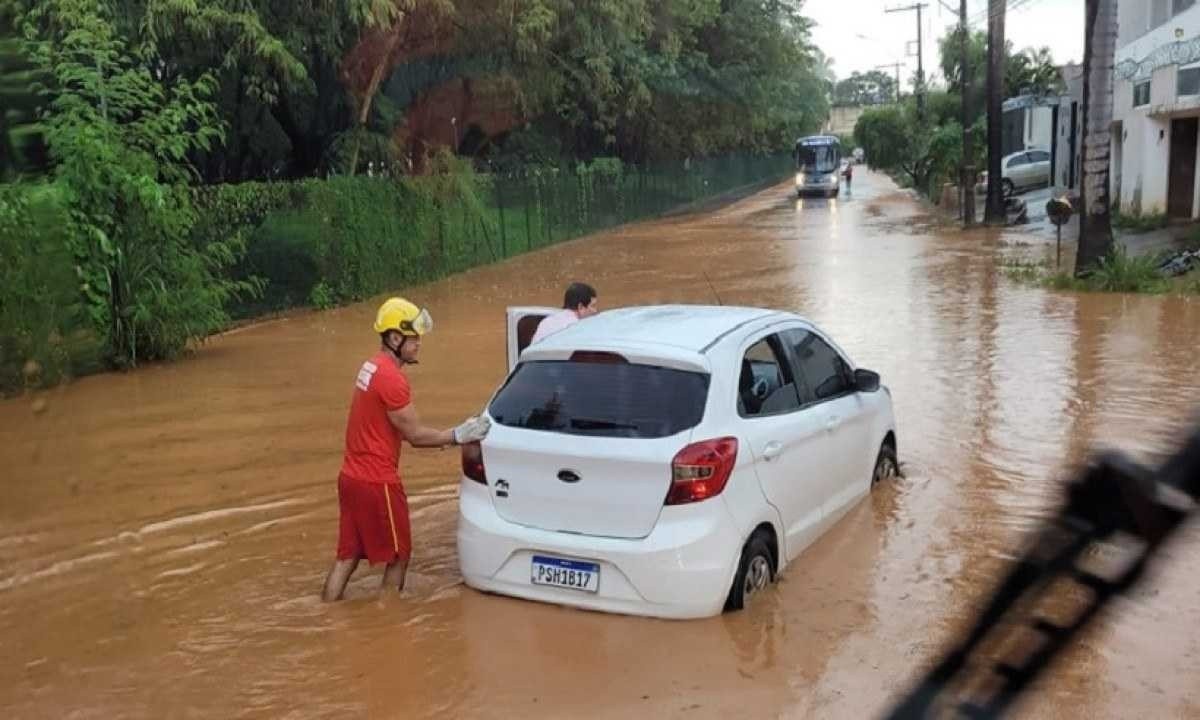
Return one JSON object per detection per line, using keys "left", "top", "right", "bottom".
{"left": 340, "top": 351, "right": 412, "bottom": 485}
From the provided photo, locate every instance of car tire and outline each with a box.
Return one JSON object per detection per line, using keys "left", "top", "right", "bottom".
{"left": 1002, "top": 178, "right": 1015, "bottom": 198}
{"left": 872, "top": 442, "right": 898, "bottom": 487}
{"left": 725, "top": 532, "right": 774, "bottom": 612}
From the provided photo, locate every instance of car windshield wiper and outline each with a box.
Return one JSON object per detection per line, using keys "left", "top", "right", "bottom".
{"left": 569, "top": 417, "right": 639, "bottom": 431}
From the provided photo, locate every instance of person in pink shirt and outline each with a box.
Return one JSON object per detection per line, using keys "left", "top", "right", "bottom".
{"left": 531, "top": 282, "right": 599, "bottom": 344}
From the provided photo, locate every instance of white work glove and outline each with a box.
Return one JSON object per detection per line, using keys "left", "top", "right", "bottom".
{"left": 453, "top": 415, "right": 492, "bottom": 445}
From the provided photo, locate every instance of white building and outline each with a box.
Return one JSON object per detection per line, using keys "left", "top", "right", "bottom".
{"left": 1052, "top": 64, "right": 1084, "bottom": 192}
{"left": 1002, "top": 95, "right": 1057, "bottom": 156}
{"left": 1113, "top": 0, "right": 1200, "bottom": 218}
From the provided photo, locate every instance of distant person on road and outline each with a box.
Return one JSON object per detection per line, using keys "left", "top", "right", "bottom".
{"left": 321, "top": 296, "right": 491, "bottom": 602}
{"left": 843, "top": 161, "right": 853, "bottom": 191}
{"left": 531, "top": 282, "right": 599, "bottom": 344}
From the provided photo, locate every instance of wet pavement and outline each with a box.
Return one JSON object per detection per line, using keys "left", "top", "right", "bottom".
{"left": 3, "top": 170, "right": 1200, "bottom": 719}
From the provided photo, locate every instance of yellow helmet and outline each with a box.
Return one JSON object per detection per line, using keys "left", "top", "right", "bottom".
{"left": 373, "top": 297, "right": 433, "bottom": 337}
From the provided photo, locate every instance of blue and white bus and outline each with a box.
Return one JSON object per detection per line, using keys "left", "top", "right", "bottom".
{"left": 793, "top": 135, "right": 842, "bottom": 198}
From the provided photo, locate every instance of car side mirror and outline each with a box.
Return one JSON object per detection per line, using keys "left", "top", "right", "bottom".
{"left": 854, "top": 368, "right": 881, "bottom": 393}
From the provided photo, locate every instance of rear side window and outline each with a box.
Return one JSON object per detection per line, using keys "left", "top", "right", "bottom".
{"left": 781, "top": 329, "right": 853, "bottom": 403}
{"left": 489, "top": 359, "right": 709, "bottom": 438}
{"left": 738, "top": 335, "right": 802, "bottom": 417}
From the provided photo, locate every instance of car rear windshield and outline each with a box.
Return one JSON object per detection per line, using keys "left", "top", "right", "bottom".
{"left": 488, "top": 359, "right": 710, "bottom": 439}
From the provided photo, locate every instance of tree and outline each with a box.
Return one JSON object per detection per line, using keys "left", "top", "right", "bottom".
{"left": 855, "top": 105, "right": 932, "bottom": 191}
{"left": 940, "top": 29, "right": 1063, "bottom": 116}
{"left": 1006, "top": 47, "right": 1064, "bottom": 97}
{"left": 833, "top": 70, "right": 898, "bottom": 107}
{"left": 1076, "top": 0, "right": 1116, "bottom": 274}
{"left": 18, "top": 0, "right": 252, "bottom": 365}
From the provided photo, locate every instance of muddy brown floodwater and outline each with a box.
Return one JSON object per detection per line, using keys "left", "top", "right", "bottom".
{"left": 4, "top": 170, "right": 1200, "bottom": 719}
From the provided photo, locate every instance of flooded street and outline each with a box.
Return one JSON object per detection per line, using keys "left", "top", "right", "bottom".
{"left": 4, "top": 170, "right": 1200, "bottom": 719}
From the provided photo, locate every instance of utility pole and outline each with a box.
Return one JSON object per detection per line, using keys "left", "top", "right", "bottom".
{"left": 886, "top": 3, "right": 929, "bottom": 118}
{"left": 959, "top": 0, "right": 974, "bottom": 226}
{"left": 939, "top": 0, "right": 975, "bottom": 225}
{"left": 985, "top": 0, "right": 1007, "bottom": 225}
{"left": 875, "top": 63, "right": 905, "bottom": 104}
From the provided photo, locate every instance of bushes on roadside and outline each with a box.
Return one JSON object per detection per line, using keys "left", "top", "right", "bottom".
{"left": 194, "top": 153, "right": 498, "bottom": 317}
{"left": 1002, "top": 244, "right": 1175, "bottom": 294}
{"left": 0, "top": 185, "right": 102, "bottom": 392}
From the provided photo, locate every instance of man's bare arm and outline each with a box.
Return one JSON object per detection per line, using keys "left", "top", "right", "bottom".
{"left": 387, "top": 404, "right": 455, "bottom": 448}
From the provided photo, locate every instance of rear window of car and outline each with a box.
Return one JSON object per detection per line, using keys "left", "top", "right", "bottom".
{"left": 488, "top": 359, "right": 710, "bottom": 438}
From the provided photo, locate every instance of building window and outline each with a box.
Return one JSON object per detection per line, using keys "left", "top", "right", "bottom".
{"left": 1134, "top": 81, "right": 1151, "bottom": 107}
{"left": 1181, "top": 66, "right": 1200, "bottom": 97}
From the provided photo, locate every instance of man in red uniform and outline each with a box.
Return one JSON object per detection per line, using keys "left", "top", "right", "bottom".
{"left": 321, "top": 297, "right": 491, "bottom": 602}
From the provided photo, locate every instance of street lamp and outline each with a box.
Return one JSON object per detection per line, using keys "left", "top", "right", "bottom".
{"left": 450, "top": 116, "right": 458, "bottom": 153}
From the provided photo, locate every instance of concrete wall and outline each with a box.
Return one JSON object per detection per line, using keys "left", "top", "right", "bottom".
{"left": 1116, "top": 64, "right": 1174, "bottom": 215}
{"left": 1117, "top": 4, "right": 1200, "bottom": 71}
{"left": 826, "top": 106, "right": 867, "bottom": 138}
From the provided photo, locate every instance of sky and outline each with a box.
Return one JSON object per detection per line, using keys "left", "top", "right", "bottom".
{"left": 805, "top": 0, "right": 1085, "bottom": 84}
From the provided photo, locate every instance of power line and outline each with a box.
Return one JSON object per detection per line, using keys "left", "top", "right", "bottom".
{"left": 967, "top": 0, "right": 1039, "bottom": 28}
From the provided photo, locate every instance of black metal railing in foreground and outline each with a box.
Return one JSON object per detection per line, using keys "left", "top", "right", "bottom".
{"left": 884, "top": 424, "right": 1200, "bottom": 719}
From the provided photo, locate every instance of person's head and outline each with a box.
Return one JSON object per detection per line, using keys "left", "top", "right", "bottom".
{"left": 563, "top": 282, "right": 598, "bottom": 318}
{"left": 373, "top": 296, "right": 433, "bottom": 365}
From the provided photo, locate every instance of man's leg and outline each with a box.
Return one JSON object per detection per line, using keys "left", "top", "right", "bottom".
{"left": 379, "top": 483, "right": 411, "bottom": 594}
{"left": 382, "top": 560, "right": 408, "bottom": 593}
{"left": 322, "top": 558, "right": 359, "bottom": 602}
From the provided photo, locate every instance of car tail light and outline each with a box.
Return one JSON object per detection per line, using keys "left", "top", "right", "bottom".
{"left": 462, "top": 442, "right": 486, "bottom": 484}
{"left": 666, "top": 437, "right": 738, "bottom": 505}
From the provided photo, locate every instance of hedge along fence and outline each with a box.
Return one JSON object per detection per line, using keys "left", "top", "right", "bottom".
{"left": 2, "top": 151, "right": 791, "bottom": 394}
{"left": 198, "top": 151, "right": 793, "bottom": 319}
{"left": 0, "top": 184, "right": 105, "bottom": 393}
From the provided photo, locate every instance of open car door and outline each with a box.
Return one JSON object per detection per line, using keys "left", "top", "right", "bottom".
{"left": 506, "top": 306, "right": 558, "bottom": 372}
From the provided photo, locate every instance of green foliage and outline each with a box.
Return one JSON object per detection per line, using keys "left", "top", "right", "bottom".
{"left": 1003, "top": 246, "right": 1169, "bottom": 294}
{"left": 855, "top": 106, "right": 912, "bottom": 170}
{"left": 0, "top": 33, "right": 51, "bottom": 178}
{"left": 833, "top": 70, "right": 897, "bottom": 106}
{"left": 999, "top": 257, "right": 1047, "bottom": 284}
{"left": 198, "top": 151, "right": 789, "bottom": 316}
{"left": 1085, "top": 245, "right": 1169, "bottom": 293}
{"left": 20, "top": 0, "right": 253, "bottom": 367}
{"left": 309, "top": 281, "right": 335, "bottom": 310}
{"left": 1112, "top": 209, "right": 1170, "bottom": 233}
{"left": 0, "top": 184, "right": 102, "bottom": 394}
{"left": 938, "top": 28, "right": 1062, "bottom": 127}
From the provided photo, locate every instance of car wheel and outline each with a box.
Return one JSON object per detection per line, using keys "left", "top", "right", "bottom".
{"left": 872, "top": 443, "right": 898, "bottom": 486}
{"left": 725, "top": 533, "right": 774, "bottom": 611}
{"left": 1002, "top": 178, "right": 1015, "bottom": 198}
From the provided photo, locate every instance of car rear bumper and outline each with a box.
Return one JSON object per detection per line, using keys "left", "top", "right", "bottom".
{"left": 456, "top": 477, "right": 742, "bottom": 620}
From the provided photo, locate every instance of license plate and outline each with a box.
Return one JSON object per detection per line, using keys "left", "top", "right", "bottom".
{"left": 530, "top": 555, "right": 600, "bottom": 593}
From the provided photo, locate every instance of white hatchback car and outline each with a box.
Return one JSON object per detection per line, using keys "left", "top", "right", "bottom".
{"left": 456, "top": 305, "right": 898, "bottom": 619}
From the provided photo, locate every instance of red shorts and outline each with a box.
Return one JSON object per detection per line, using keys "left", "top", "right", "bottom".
{"left": 336, "top": 473, "right": 411, "bottom": 564}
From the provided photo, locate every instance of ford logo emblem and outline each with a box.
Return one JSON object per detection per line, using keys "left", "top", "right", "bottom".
{"left": 557, "top": 469, "right": 581, "bottom": 484}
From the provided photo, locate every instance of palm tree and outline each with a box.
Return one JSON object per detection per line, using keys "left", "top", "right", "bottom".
{"left": 1076, "top": 0, "right": 1117, "bottom": 274}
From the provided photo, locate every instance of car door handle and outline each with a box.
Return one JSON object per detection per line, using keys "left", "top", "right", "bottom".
{"left": 825, "top": 415, "right": 841, "bottom": 432}
{"left": 762, "top": 441, "right": 783, "bottom": 462}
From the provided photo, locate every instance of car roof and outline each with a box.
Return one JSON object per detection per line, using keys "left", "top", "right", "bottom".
{"left": 530, "top": 304, "right": 794, "bottom": 355}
